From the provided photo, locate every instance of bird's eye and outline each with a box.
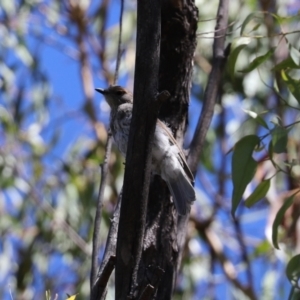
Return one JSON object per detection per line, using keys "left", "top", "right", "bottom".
{"left": 116, "top": 90, "right": 125, "bottom": 96}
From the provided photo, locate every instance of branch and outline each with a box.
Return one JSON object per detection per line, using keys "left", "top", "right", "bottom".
{"left": 233, "top": 218, "right": 256, "bottom": 297}
{"left": 115, "top": 0, "right": 162, "bottom": 298}
{"left": 90, "top": 133, "right": 112, "bottom": 290}
{"left": 187, "top": 0, "right": 230, "bottom": 174}
{"left": 91, "top": 193, "right": 122, "bottom": 300}
{"left": 90, "top": 0, "right": 125, "bottom": 296}
{"left": 113, "top": 0, "right": 124, "bottom": 85}
{"left": 17, "top": 176, "right": 90, "bottom": 255}
{"left": 71, "top": 2, "right": 107, "bottom": 142}
{"left": 202, "top": 227, "right": 257, "bottom": 300}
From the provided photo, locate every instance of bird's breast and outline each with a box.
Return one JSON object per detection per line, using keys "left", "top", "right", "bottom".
{"left": 111, "top": 105, "right": 132, "bottom": 156}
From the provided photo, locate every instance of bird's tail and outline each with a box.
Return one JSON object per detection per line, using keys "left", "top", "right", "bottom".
{"left": 167, "top": 171, "right": 195, "bottom": 215}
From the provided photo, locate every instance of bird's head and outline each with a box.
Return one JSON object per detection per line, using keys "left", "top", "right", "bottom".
{"left": 95, "top": 85, "right": 132, "bottom": 109}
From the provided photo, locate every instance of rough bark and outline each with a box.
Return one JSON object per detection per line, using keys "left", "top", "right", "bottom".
{"left": 93, "top": 0, "right": 198, "bottom": 298}
{"left": 159, "top": 0, "right": 198, "bottom": 140}
{"left": 115, "top": 0, "right": 163, "bottom": 299}
{"left": 135, "top": 1, "right": 199, "bottom": 299}
{"left": 188, "top": 0, "right": 229, "bottom": 174}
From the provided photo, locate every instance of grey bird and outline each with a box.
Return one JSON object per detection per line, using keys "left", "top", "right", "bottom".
{"left": 96, "top": 85, "right": 195, "bottom": 215}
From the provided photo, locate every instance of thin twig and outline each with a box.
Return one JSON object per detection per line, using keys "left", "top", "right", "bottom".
{"left": 21, "top": 180, "right": 91, "bottom": 255}
{"left": 187, "top": 0, "right": 230, "bottom": 174}
{"left": 98, "top": 255, "right": 117, "bottom": 286}
{"left": 114, "top": 0, "right": 124, "bottom": 85}
{"left": 233, "top": 217, "right": 255, "bottom": 295}
{"left": 203, "top": 227, "right": 257, "bottom": 300}
{"left": 13, "top": 156, "right": 90, "bottom": 254}
{"left": 90, "top": 133, "right": 113, "bottom": 290}
{"left": 90, "top": 0, "right": 125, "bottom": 296}
{"left": 197, "top": 20, "right": 236, "bottom": 37}
{"left": 91, "top": 193, "right": 122, "bottom": 300}
{"left": 99, "top": 192, "right": 122, "bottom": 273}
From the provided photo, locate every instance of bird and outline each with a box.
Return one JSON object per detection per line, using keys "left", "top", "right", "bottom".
{"left": 96, "top": 85, "right": 195, "bottom": 215}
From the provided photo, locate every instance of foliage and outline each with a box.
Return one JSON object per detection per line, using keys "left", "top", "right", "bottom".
{"left": 227, "top": 6, "right": 300, "bottom": 299}
{"left": 1, "top": 0, "right": 300, "bottom": 299}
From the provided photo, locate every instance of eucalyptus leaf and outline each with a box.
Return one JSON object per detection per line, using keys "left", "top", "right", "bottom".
{"left": 239, "top": 48, "right": 275, "bottom": 73}
{"left": 231, "top": 135, "right": 260, "bottom": 216}
{"left": 281, "top": 70, "right": 300, "bottom": 105}
{"left": 228, "top": 37, "right": 251, "bottom": 81}
{"left": 286, "top": 254, "right": 300, "bottom": 287}
{"left": 289, "top": 45, "right": 300, "bottom": 66}
{"left": 243, "top": 109, "right": 269, "bottom": 129}
{"left": 271, "top": 126, "right": 288, "bottom": 154}
{"left": 272, "top": 192, "right": 299, "bottom": 249}
{"left": 272, "top": 56, "right": 300, "bottom": 71}
{"left": 240, "top": 12, "right": 262, "bottom": 35}
{"left": 244, "top": 179, "right": 271, "bottom": 207}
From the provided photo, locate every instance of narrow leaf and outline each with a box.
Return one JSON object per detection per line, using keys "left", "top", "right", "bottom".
{"left": 289, "top": 45, "right": 300, "bottom": 66}
{"left": 240, "top": 12, "right": 262, "bottom": 35}
{"left": 249, "top": 23, "right": 261, "bottom": 33}
{"left": 253, "top": 240, "right": 272, "bottom": 257}
{"left": 239, "top": 48, "right": 275, "bottom": 73}
{"left": 281, "top": 70, "right": 300, "bottom": 104}
{"left": 268, "top": 141, "right": 277, "bottom": 168}
{"left": 15, "top": 44, "right": 34, "bottom": 67}
{"left": 272, "top": 192, "right": 299, "bottom": 249}
{"left": 271, "top": 126, "right": 288, "bottom": 153}
{"left": 272, "top": 56, "right": 300, "bottom": 71}
{"left": 228, "top": 37, "right": 251, "bottom": 81}
{"left": 243, "top": 109, "right": 269, "bottom": 129}
{"left": 286, "top": 254, "right": 300, "bottom": 287}
{"left": 231, "top": 135, "right": 260, "bottom": 216}
{"left": 245, "top": 179, "right": 271, "bottom": 207}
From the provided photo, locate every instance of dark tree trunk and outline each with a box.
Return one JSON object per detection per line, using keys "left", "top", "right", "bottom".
{"left": 92, "top": 0, "right": 233, "bottom": 298}
{"left": 159, "top": 0, "right": 198, "bottom": 136}
{"left": 136, "top": 1, "right": 199, "bottom": 299}
{"left": 115, "top": 0, "right": 163, "bottom": 299}
{"left": 95, "top": 0, "right": 199, "bottom": 299}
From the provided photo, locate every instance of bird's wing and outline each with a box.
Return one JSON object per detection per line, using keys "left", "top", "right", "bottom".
{"left": 157, "top": 119, "right": 194, "bottom": 183}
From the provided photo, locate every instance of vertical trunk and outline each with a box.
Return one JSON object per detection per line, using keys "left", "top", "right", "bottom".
{"left": 136, "top": 1, "right": 198, "bottom": 299}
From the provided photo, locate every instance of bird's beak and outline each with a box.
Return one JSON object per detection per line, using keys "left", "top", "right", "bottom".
{"left": 95, "top": 88, "right": 107, "bottom": 94}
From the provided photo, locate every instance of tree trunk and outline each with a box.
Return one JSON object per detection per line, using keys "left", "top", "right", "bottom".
{"left": 135, "top": 1, "right": 198, "bottom": 299}
{"left": 110, "top": 0, "right": 198, "bottom": 298}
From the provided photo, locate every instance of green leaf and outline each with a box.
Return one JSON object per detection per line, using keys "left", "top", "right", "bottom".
{"left": 268, "top": 141, "right": 277, "bottom": 169}
{"left": 271, "top": 126, "right": 288, "bottom": 154}
{"left": 228, "top": 37, "right": 251, "bottom": 81}
{"left": 239, "top": 48, "right": 275, "bottom": 73}
{"left": 243, "top": 109, "right": 269, "bottom": 129}
{"left": 272, "top": 13, "right": 300, "bottom": 25}
{"left": 15, "top": 44, "right": 34, "bottom": 67}
{"left": 249, "top": 23, "right": 261, "bottom": 33}
{"left": 245, "top": 179, "right": 271, "bottom": 207}
{"left": 272, "top": 56, "right": 300, "bottom": 71}
{"left": 231, "top": 135, "right": 260, "bottom": 216}
{"left": 289, "top": 287, "right": 300, "bottom": 300}
{"left": 252, "top": 240, "right": 272, "bottom": 257}
{"left": 289, "top": 44, "right": 300, "bottom": 66}
{"left": 272, "top": 192, "right": 299, "bottom": 249}
{"left": 286, "top": 254, "right": 300, "bottom": 287}
{"left": 240, "top": 12, "right": 262, "bottom": 35}
{"left": 45, "top": 291, "right": 51, "bottom": 300}
{"left": 281, "top": 70, "right": 300, "bottom": 105}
